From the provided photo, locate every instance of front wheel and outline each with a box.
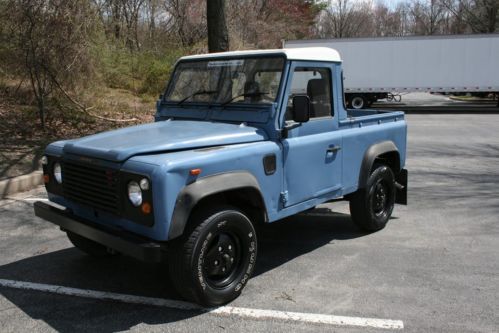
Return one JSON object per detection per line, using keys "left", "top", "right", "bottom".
{"left": 168, "top": 206, "right": 257, "bottom": 306}
{"left": 349, "top": 165, "right": 396, "bottom": 231}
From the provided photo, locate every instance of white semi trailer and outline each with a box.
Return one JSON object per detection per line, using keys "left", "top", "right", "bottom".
{"left": 285, "top": 34, "right": 499, "bottom": 108}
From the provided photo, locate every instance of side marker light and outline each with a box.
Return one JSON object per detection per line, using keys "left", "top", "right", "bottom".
{"left": 190, "top": 168, "right": 202, "bottom": 176}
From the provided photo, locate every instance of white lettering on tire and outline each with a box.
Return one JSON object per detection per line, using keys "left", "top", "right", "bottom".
{"left": 197, "top": 232, "right": 212, "bottom": 290}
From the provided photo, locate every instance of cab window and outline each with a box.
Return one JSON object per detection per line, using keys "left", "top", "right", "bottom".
{"left": 286, "top": 67, "right": 333, "bottom": 121}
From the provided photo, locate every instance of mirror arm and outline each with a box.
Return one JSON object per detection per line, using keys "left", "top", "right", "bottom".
{"left": 280, "top": 122, "right": 302, "bottom": 139}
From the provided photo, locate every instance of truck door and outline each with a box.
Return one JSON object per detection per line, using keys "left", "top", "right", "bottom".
{"left": 280, "top": 62, "right": 342, "bottom": 207}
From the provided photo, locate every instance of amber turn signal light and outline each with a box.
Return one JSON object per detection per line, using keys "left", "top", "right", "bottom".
{"left": 43, "top": 174, "right": 50, "bottom": 183}
{"left": 190, "top": 168, "right": 202, "bottom": 176}
{"left": 141, "top": 202, "right": 151, "bottom": 214}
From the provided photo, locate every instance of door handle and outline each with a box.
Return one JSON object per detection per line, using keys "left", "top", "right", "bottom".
{"left": 327, "top": 146, "right": 341, "bottom": 153}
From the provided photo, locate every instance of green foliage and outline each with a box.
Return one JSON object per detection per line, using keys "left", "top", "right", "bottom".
{"left": 139, "top": 50, "right": 184, "bottom": 95}
{"left": 97, "top": 46, "right": 139, "bottom": 91}
{"left": 95, "top": 43, "right": 184, "bottom": 97}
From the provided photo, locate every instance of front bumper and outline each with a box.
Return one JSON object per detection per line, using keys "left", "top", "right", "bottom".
{"left": 34, "top": 201, "right": 166, "bottom": 263}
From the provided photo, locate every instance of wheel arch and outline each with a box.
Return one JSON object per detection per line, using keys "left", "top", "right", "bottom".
{"left": 358, "top": 141, "right": 401, "bottom": 189}
{"left": 168, "top": 171, "right": 268, "bottom": 240}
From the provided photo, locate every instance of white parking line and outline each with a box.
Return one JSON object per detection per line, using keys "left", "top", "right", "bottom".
{"left": 18, "top": 198, "right": 49, "bottom": 201}
{"left": 0, "top": 197, "right": 48, "bottom": 209}
{"left": 0, "top": 279, "right": 404, "bottom": 329}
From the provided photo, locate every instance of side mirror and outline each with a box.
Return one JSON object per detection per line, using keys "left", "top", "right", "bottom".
{"left": 292, "top": 95, "right": 310, "bottom": 123}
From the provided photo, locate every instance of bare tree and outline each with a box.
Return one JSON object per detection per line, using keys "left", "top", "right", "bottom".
{"left": 226, "top": 0, "right": 323, "bottom": 49}
{"left": 318, "top": 0, "right": 373, "bottom": 38}
{"left": 5, "top": 0, "right": 97, "bottom": 128}
{"left": 146, "top": 0, "right": 159, "bottom": 41}
{"left": 122, "top": 0, "right": 145, "bottom": 50}
{"left": 408, "top": 0, "right": 448, "bottom": 35}
{"left": 163, "top": 0, "right": 206, "bottom": 48}
{"left": 372, "top": 2, "right": 413, "bottom": 36}
{"left": 442, "top": 0, "right": 498, "bottom": 33}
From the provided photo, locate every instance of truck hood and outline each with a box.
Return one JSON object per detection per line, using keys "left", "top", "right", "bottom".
{"left": 62, "top": 120, "right": 268, "bottom": 162}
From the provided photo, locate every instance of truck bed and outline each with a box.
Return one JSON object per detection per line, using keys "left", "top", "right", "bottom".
{"left": 343, "top": 108, "right": 405, "bottom": 124}
{"left": 338, "top": 108, "right": 407, "bottom": 195}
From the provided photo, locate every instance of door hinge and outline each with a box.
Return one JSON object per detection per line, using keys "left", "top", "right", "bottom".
{"left": 280, "top": 191, "right": 289, "bottom": 205}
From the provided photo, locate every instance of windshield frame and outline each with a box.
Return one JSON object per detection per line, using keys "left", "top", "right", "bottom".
{"left": 162, "top": 54, "right": 287, "bottom": 108}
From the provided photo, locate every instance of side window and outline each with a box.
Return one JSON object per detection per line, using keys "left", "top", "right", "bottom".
{"left": 285, "top": 67, "right": 333, "bottom": 121}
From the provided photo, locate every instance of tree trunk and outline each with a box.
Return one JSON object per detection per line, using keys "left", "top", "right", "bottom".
{"left": 149, "top": 0, "right": 156, "bottom": 41}
{"left": 207, "top": 0, "right": 229, "bottom": 53}
{"left": 38, "top": 96, "right": 45, "bottom": 129}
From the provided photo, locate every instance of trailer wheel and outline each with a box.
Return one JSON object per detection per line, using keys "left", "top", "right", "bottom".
{"left": 349, "top": 164, "right": 396, "bottom": 231}
{"left": 168, "top": 206, "right": 257, "bottom": 306}
{"left": 350, "top": 95, "right": 366, "bottom": 109}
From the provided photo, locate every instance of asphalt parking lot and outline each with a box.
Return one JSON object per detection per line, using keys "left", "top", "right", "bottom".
{"left": 0, "top": 113, "right": 498, "bottom": 332}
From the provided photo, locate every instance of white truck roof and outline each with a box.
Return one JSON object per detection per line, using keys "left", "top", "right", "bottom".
{"left": 180, "top": 47, "right": 342, "bottom": 63}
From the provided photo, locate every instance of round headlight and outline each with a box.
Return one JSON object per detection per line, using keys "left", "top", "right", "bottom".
{"left": 127, "top": 181, "right": 142, "bottom": 207}
{"left": 41, "top": 156, "right": 48, "bottom": 165}
{"left": 53, "top": 162, "right": 62, "bottom": 184}
{"left": 139, "top": 178, "right": 150, "bottom": 191}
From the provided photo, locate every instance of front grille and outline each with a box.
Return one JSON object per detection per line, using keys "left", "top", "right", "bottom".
{"left": 62, "top": 161, "right": 120, "bottom": 214}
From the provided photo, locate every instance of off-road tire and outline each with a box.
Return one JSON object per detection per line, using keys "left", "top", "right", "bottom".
{"left": 67, "top": 231, "right": 117, "bottom": 257}
{"left": 349, "top": 164, "right": 396, "bottom": 231}
{"left": 168, "top": 206, "right": 257, "bottom": 306}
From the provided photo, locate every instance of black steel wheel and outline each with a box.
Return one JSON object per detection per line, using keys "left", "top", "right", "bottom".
{"left": 203, "top": 230, "right": 243, "bottom": 289}
{"left": 373, "top": 181, "right": 389, "bottom": 217}
{"left": 168, "top": 206, "right": 257, "bottom": 306}
{"left": 349, "top": 164, "right": 396, "bottom": 231}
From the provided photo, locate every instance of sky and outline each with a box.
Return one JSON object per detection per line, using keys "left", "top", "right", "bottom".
{"left": 349, "top": 0, "right": 407, "bottom": 9}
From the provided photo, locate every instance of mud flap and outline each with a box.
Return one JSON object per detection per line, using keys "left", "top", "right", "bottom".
{"left": 395, "top": 169, "right": 408, "bottom": 205}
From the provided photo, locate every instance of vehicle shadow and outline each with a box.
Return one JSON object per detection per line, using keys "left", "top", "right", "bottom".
{"left": 0, "top": 207, "right": 366, "bottom": 332}
{"left": 254, "top": 208, "right": 365, "bottom": 277}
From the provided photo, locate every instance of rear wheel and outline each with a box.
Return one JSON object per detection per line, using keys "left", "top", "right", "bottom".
{"left": 349, "top": 164, "right": 396, "bottom": 231}
{"left": 168, "top": 206, "right": 257, "bottom": 306}
{"left": 67, "top": 232, "right": 118, "bottom": 257}
{"left": 350, "top": 94, "right": 366, "bottom": 109}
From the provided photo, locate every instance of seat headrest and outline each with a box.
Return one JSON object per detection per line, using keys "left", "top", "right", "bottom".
{"left": 307, "top": 79, "right": 327, "bottom": 98}
{"left": 244, "top": 81, "right": 260, "bottom": 94}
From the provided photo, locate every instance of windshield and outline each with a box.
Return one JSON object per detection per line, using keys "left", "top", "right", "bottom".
{"left": 164, "top": 57, "right": 285, "bottom": 106}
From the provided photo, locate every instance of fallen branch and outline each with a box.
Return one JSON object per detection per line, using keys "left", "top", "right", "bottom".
{"left": 48, "top": 70, "right": 138, "bottom": 123}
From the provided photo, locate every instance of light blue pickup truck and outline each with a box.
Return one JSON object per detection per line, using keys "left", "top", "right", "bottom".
{"left": 35, "top": 47, "right": 407, "bottom": 306}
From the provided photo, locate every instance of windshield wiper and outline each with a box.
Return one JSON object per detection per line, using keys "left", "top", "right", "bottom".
{"left": 221, "top": 92, "right": 269, "bottom": 107}
{"left": 176, "top": 90, "right": 219, "bottom": 106}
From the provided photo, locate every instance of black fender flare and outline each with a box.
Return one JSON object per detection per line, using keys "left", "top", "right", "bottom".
{"left": 168, "top": 171, "right": 267, "bottom": 240}
{"left": 358, "top": 141, "right": 400, "bottom": 189}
